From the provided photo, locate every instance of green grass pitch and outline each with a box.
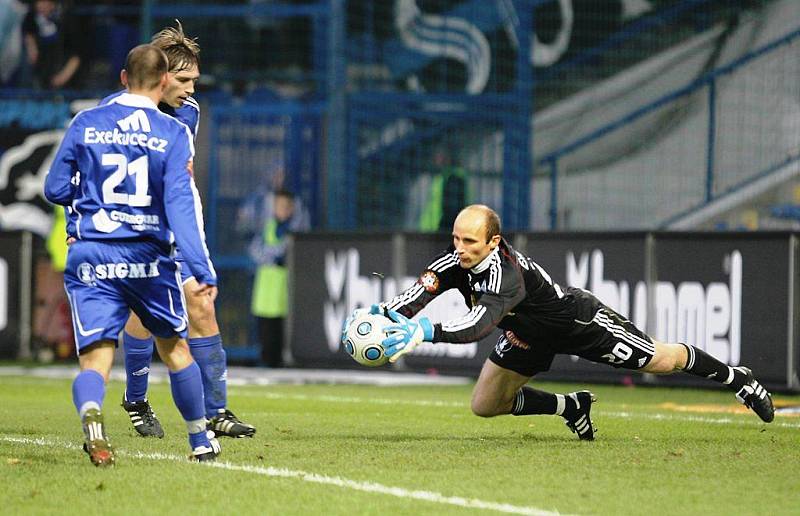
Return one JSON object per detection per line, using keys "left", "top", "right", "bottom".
{"left": 2, "top": 374, "right": 799, "bottom": 515}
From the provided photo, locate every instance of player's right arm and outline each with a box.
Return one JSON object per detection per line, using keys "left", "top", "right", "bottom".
{"left": 162, "top": 124, "right": 217, "bottom": 286}
{"left": 44, "top": 121, "right": 80, "bottom": 206}
{"left": 343, "top": 249, "right": 461, "bottom": 340}
{"left": 383, "top": 249, "right": 463, "bottom": 317}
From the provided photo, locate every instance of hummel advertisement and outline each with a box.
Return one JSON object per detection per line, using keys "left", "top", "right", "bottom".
{"left": 290, "top": 233, "right": 799, "bottom": 389}
{"left": 518, "top": 234, "right": 797, "bottom": 388}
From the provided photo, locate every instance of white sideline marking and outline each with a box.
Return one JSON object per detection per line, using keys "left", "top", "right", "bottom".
{"left": 0, "top": 436, "right": 565, "bottom": 516}
{"left": 601, "top": 410, "right": 800, "bottom": 428}
{"left": 240, "top": 391, "right": 465, "bottom": 408}
{"left": 236, "top": 392, "right": 800, "bottom": 429}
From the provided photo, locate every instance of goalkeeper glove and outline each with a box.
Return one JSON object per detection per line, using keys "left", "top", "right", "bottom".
{"left": 341, "top": 304, "right": 384, "bottom": 345}
{"left": 381, "top": 310, "right": 434, "bottom": 363}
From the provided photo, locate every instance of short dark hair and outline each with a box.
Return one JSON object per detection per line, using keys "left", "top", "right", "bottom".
{"left": 151, "top": 20, "right": 200, "bottom": 73}
{"left": 125, "top": 44, "right": 168, "bottom": 90}
{"left": 274, "top": 189, "right": 296, "bottom": 201}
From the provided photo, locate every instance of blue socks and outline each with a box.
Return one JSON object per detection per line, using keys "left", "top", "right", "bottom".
{"left": 72, "top": 369, "right": 105, "bottom": 418}
{"left": 169, "top": 362, "right": 211, "bottom": 449}
{"left": 123, "top": 332, "right": 154, "bottom": 402}
{"left": 124, "top": 331, "right": 227, "bottom": 419}
{"left": 189, "top": 335, "right": 227, "bottom": 417}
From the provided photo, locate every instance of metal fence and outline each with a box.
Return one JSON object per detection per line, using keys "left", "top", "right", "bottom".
{"left": 535, "top": 15, "right": 800, "bottom": 230}
{"left": 338, "top": 0, "right": 770, "bottom": 231}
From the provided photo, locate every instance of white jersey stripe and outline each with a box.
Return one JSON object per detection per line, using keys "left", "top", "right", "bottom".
{"left": 428, "top": 253, "right": 452, "bottom": 271}
{"left": 429, "top": 252, "right": 459, "bottom": 272}
{"left": 385, "top": 284, "right": 425, "bottom": 311}
{"left": 442, "top": 305, "right": 486, "bottom": 332}
{"left": 187, "top": 177, "right": 216, "bottom": 281}
{"left": 385, "top": 251, "right": 458, "bottom": 312}
{"left": 427, "top": 254, "right": 453, "bottom": 272}
{"left": 487, "top": 254, "right": 502, "bottom": 293}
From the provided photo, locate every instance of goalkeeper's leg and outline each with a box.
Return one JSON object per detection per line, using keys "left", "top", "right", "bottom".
{"left": 642, "top": 341, "right": 774, "bottom": 422}
{"left": 471, "top": 358, "right": 597, "bottom": 440}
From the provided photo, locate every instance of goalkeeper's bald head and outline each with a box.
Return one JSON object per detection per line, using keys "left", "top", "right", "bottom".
{"left": 456, "top": 204, "right": 502, "bottom": 243}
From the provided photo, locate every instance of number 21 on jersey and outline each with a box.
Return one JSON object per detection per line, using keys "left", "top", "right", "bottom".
{"left": 102, "top": 153, "right": 151, "bottom": 207}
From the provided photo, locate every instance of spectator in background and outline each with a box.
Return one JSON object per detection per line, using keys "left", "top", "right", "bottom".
{"left": 238, "top": 188, "right": 310, "bottom": 367}
{"left": 0, "top": 0, "right": 26, "bottom": 86}
{"left": 417, "top": 144, "right": 472, "bottom": 232}
{"left": 22, "top": 0, "right": 84, "bottom": 89}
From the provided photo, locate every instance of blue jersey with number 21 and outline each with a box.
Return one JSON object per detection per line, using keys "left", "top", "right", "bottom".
{"left": 44, "top": 93, "right": 216, "bottom": 286}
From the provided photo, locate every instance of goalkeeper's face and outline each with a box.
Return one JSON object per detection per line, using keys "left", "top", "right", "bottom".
{"left": 452, "top": 209, "right": 500, "bottom": 269}
{"left": 162, "top": 63, "right": 200, "bottom": 108}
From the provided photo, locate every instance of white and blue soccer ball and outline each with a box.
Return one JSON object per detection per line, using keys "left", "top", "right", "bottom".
{"left": 343, "top": 312, "right": 391, "bottom": 367}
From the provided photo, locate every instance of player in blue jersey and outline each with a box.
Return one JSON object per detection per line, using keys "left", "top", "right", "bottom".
{"left": 45, "top": 44, "right": 222, "bottom": 466}
{"left": 98, "top": 22, "right": 255, "bottom": 439}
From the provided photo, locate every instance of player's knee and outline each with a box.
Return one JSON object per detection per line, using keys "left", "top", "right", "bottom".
{"left": 470, "top": 394, "right": 502, "bottom": 418}
{"left": 155, "top": 336, "right": 193, "bottom": 371}
{"left": 124, "top": 311, "right": 151, "bottom": 339}
{"left": 187, "top": 295, "right": 216, "bottom": 325}
{"left": 642, "top": 343, "right": 684, "bottom": 374}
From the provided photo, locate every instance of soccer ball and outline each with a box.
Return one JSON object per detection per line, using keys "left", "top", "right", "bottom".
{"left": 343, "top": 312, "right": 391, "bottom": 367}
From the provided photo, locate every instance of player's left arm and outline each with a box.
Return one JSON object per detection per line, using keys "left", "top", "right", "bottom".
{"left": 163, "top": 125, "right": 217, "bottom": 286}
{"left": 44, "top": 124, "right": 80, "bottom": 206}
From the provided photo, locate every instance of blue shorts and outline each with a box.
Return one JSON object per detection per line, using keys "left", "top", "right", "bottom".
{"left": 174, "top": 249, "right": 194, "bottom": 284}
{"left": 64, "top": 240, "right": 188, "bottom": 353}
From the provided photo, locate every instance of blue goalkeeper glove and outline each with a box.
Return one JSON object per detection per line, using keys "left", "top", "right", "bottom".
{"left": 341, "top": 304, "right": 384, "bottom": 346}
{"left": 381, "top": 310, "right": 434, "bottom": 363}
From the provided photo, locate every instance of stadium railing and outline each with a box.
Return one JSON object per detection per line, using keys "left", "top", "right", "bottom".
{"left": 536, "top": 21, "right": 800, "bottom": 230}
{"left": 340, "top": 0, "right": 765, "bottom": 231}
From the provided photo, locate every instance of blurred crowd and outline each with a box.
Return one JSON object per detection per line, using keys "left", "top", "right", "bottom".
{"left": 0, "top": 0, "right": 140, "bottom": 91}
{"left": 0, "top": 0, "right": 314, "bottom": 96}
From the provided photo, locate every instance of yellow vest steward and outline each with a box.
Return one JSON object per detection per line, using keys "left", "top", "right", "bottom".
{"left": 251, "top": 218, "right": 288, "bottom": 317}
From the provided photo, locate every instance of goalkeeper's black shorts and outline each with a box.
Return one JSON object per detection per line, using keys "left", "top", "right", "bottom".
{"left": 488, "top": 289, "right": 655, "bottom": 377}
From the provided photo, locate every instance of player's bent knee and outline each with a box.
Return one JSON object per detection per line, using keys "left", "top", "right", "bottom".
{"left": 641, "top": 341, "right": 686, "bottom": 374}
{"left": 470, "top": 394, "right": 504, "bottom": 418}
{"left": 154, "top": 336, "right": 194, "bottom": 371}
{"left": 186, "top": 294, "right": 217, "bottom": 324}
{"left": 124, "top": 311, "right": 152, "bottom": 339}
{"left": 186, "top": 292, "right": 213, "bottom": 314}
{"left": 77, "top": 339, "right": 116, "bottom": 379}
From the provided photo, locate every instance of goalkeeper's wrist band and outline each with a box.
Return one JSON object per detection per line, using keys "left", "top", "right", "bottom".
{"left": 419, "top": 317, "right": 434, "bottom": 341}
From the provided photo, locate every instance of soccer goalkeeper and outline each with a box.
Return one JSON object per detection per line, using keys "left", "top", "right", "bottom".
{"left": 347, "top": 204, "right": 774, "bottom": 439}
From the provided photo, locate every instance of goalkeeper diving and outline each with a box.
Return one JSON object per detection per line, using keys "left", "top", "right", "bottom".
{"left": 342, "top": 204, "right": 774, "bottom": 440}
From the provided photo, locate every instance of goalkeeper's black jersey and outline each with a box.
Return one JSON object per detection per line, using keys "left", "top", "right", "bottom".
{"left": 384, "top": 238, "right": 590, "bottom": 345}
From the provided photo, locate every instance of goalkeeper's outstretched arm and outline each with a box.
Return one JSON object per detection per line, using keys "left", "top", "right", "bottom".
{"left": 383, "top": 248, "right": 463, "bottom": 317}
